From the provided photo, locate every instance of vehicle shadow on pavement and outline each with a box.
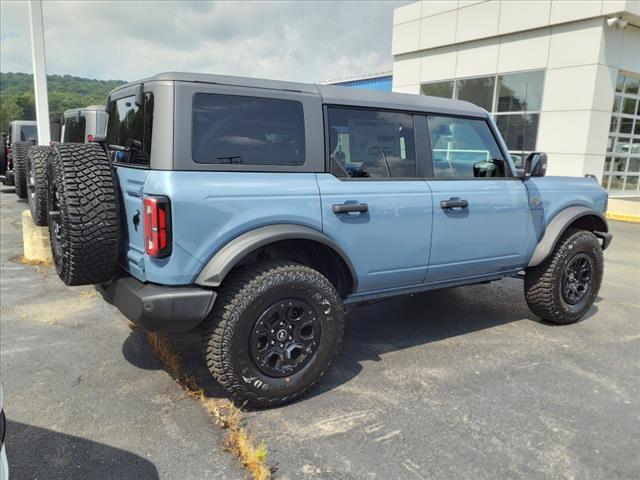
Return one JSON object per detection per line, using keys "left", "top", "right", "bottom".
{"left": 5, "top": 420, "right": 159, "bottom": 479}
{"left": 121, "top": 327, "right": 230, "bottom": 399}
{"left": 119, "top": 279, "right": 598, "bottom": 404}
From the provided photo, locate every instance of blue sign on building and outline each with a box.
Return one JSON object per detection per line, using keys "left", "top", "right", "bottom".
{"left": 325, "top": 73, "right": 393, "bottom": 92}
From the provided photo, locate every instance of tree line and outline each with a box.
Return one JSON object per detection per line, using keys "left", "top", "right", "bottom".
{"left": 0, "top": 72, "right": 126, "bottom": 133}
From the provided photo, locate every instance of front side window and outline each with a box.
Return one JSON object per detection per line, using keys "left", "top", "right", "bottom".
{"left": 63, "top": 116, "right": 86, "bottom": 143}
{"left": 192, "top": 93, "right": 305, "bottom": 166}
{"left": 106, "top": 93, "right": 154, "bottom": 166}
{"left": 428, "top": 115, "right": 505, "bottom": 178}
{"left": 327, "top": 107, "right": 416, "bottom": 178}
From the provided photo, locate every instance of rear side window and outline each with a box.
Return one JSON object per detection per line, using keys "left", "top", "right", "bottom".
{"left": 20, "top": 125, "right": 37, "bottom": 142}
{"left": 192, "top": 93, "right": 305, "bottom": 166}
{"left": 63, "top": 116, "right": 86, "bottom": 143}
{"left": 327, "top": 107, "right": 416, "bottom": 178}
{"left": 106, "top": 93, "right": 154, "bottom": 166}
{"left": 427, "top": 116, "right": 505, "bottom": 178}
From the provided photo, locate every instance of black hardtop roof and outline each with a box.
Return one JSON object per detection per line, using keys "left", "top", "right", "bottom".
{"left": 110, "top": 71, "right": 487, "bottom": 117}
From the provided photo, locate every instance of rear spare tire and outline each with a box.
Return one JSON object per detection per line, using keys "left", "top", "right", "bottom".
{"left": 13, "top": 141, "right": 30, "bottom": 199}
{"left": 26, "top": 145, "right": 50, "bottom": 226}
{"left": 46, "top": 143, "right": 121, "bottom": 285}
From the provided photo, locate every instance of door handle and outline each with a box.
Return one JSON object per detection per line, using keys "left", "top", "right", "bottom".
{"left": 440, "top": 198, "right": 469, "bottom": 210}
{"left": 332, "top": 203, "right": 369, "bottom": 214}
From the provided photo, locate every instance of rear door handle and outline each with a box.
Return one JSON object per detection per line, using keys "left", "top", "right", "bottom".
{"left": 332, "top": 203, "right": 369, "bottom": 214}
{"left": 440, "top": 198, "right": 469, "bottom": 210}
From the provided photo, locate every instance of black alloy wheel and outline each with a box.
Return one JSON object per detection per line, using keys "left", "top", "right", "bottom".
{"left": 250, "top": 298, "right": 322, "bottom": 378}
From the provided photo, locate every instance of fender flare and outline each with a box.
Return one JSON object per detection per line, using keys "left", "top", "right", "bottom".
{"left": 194, "top": 224, "right": 358, "bottom": 290}
{"left": 527, "top": 206, "right": 609, "bottom": 267}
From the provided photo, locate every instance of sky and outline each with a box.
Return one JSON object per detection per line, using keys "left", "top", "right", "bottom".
{"left": 1, "top": 0, "right": 408, "bottom": 83}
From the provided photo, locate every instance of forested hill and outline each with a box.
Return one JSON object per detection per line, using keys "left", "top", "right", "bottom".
{"left": 0, "top": 72, "right": 126, "bottom": 132}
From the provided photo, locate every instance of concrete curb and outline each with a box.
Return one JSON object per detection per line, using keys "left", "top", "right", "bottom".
{"left": 605, "top": 212, "right": 640, "bottom": 224}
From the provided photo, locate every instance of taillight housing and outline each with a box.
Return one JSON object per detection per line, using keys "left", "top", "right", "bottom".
{"left": 143, "top": 196, "right": 172, "bottom": 258}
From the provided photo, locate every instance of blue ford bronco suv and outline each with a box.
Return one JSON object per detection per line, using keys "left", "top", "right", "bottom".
{"left": 45, "top": 73, "right": 611, "bottom": 407}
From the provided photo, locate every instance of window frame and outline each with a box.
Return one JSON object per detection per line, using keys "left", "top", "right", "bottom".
{"left": 323, "top": 104, "right": 426, "bottom": 181}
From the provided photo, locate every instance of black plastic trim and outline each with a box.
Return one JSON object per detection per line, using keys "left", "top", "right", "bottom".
{"left": 527, "top": 206, "right": 610, "bottom": 267}
{"left": 195, "top": 224, "right": 358, "bottom": 292}
{"left": 98, "top": 276, "right": 216, "bottom": 332}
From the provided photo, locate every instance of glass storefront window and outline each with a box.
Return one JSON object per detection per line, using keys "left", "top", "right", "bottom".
{"left": 622, "top": 97, "right": 637, "bottom": 115}
{"left": 494, "top": 114, "right": 539, "bottom": 152}
{"left": 421, "top": 81, "right": 454, "bottom": 99}
{"left": 456, "top": 76, "right": 495, "bottom": 111}
{"left": 625, "top": 176, "right": 639, "bottom": 190}
{"left": 620, "top": 117, "right": 633, "bottom": 134}
{"left": 421, "top": 69, "right": 545, "bottom": 157}
{"left": 496, "top": 71, "right": 544, "bottom": 112}
{"left": 625, "top": 77, "right": 639, "bottom": 95}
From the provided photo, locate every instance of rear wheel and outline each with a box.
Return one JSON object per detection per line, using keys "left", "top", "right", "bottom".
{"left": 13, "top": 142, "right": 30, "bottom": 199}
{"left": 46, "top": 143, "right": 121, "bottom": 285}
{"left": 525, "top": 228, "right": 603, "bottom": 324}
{"left": 202, "top": 261, "right": 344, "bottom": 408}
{"left": 26, "top": 145, "right": 50, "bottom": 226}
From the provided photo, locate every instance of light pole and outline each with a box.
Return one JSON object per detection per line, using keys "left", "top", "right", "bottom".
{"left": 28, "top": 0, "right": 50, "bottom": 145}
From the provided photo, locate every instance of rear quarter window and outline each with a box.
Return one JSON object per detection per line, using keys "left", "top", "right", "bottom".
{"left": 106, "top": 93, "right": 154, "bottom": 166}
{"left": 191, "top": 93, "right": 306, "bottom": 166}
{"left": 63, "top": 116, "right": 86, "bottom": 143}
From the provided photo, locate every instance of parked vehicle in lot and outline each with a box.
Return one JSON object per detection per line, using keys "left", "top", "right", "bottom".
{"left": 1, "top": 120, "right": 37, "bottom": 195}
{"left": 45, "top": 73, "right": 611, "bottom": 407}
{"left": 0, "top": 133, "right": 8, "bottom": 179}
{"left": 0, "top": 384, "right": 7, "bottom": 480}
{"left": 25, "top": 105, "right": 107, "bottom": 226}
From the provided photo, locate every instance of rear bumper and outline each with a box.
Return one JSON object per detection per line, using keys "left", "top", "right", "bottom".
{"left": 98, "top": 276, "right": 216, "bottom": 332}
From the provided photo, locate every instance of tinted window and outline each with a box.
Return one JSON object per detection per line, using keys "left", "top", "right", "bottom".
{"left": 106, "top": 93, "right": 154, "bottom": 166}
{"left": 328, "top": 107, "right": 416, "bottom": 179}
{"left": 421, "top": 81, "right": 454, "bottom": 99}
{"left": 20, "top": 125, "right": 37, "bottom": 142}
{"left": 496, "top": 71, "right": 544, "bottom": 112}
{"left": 428, "top": 116, "right": 505, "bottom": 178}
{"left": 495, "top": 114, "right": 539, "bottom": 152}
{"left": 192, "top": 93, "right": 305, "bottom": 166}
{"left": 63, "top": 116, "right": 86, "bottom": 143}
{"left": 456, "top": 77, "right": 495, "bottom": 111}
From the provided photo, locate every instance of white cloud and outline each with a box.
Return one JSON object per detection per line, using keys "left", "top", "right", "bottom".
{"left": 1, "top": 0, "right": 407, "bottom": 83}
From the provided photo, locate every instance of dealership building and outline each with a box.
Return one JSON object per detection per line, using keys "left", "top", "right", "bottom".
{"left": 392, "top": 0, "right": 640, "bottom": 195}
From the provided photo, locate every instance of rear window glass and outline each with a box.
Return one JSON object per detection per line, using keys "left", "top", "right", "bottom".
{"left": 63, "top": 116, "right": 86, "bottom": 143}
{"left": 192, "top": 93, "right": 305, "bottom": 166}
{"left": 106, "top": 93, "right": 154, "bottom": 166}
{"left": 20, "top": 125, "right": 37, "bottom": 141}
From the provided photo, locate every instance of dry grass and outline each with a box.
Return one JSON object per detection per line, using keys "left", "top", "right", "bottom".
{"left": 12, "top": 255, "right": 53, "bottom": 267}
{"left": 146, "top": 332, "right": 271, "bottom": 480}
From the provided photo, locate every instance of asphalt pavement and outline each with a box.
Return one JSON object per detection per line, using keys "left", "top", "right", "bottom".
{"left": 1, "top": 187, "right": 638, "bottom": 479}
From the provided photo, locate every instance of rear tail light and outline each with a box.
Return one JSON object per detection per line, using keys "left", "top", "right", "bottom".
{"left": 143, "top": 196, "right": 172, "bottom": 258}
{"left": 87, "top": 134, "right": 94, "bottom": 142}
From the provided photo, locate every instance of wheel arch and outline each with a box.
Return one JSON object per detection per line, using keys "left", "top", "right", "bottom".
{"left": 194, "top": 224, "right": 358, "bottom": 297}
{"left": 527, "top": 206, "right": 610, "bottom": 267}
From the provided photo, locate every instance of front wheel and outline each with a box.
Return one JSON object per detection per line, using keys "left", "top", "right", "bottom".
{"left": 525, "top": 228, "right": 603, "bottom": 324}
{"left": 202, "top": 261, "right": 344, "bottom": 408}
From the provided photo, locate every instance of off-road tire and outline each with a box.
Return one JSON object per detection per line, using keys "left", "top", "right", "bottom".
{"left": 525, "top": 228, "right": 603, "bottom": 324}
{"left": 202, "top": 261, "right": 344, "bottom": 408}
{"left": 26, "top": 145, "right": 50, "bottom": 226}
{"left": 13, "top": 142, "right": 30, "bottom": 199}
{"left": 46, "top": 143, "right": 121, "bottom": 286}
{"left": 0, "top": 143, "right": 7, "bottom": 175}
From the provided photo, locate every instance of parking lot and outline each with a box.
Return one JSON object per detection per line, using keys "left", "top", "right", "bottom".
{"left": 1, "top": 188, "right": 638, "bottom": 479}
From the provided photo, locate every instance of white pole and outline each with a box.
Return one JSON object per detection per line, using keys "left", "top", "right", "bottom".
{"left": 28, "top": 0, "right": 50, "bottom": 145}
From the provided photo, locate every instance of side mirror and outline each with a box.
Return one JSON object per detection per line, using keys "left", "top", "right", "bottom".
{"left": 524, "top": 152, "right": 547, "bottom": 179}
